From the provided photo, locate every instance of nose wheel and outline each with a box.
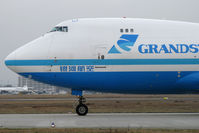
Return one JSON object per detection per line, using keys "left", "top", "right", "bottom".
{"left": 76, "top": 96, "right": 88, "bottom": 116}
{"left": 76, "top": 104, "right": 88, "bottom": 116}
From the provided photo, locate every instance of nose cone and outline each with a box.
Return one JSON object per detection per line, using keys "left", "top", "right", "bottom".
{"left": 4, "top": 50, "right": 17, "bottom": 72}
{"left": 4, "top": 51, "right": 16, "bottom": 66}
{"left": 4, "top": 35, "right": 51, "bottom": 74}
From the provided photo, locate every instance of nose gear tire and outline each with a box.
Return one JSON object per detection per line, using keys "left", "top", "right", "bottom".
{"left": 76, "top": 104, "right": 88, "bottom": 116}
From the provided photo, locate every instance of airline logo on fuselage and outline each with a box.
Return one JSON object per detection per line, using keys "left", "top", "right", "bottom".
{"left": 108, "top": 34, "right": 138, "bottom": 54}
{"left": 108, "top": 34, "right": 199, "bottom": 54}
{"left": 139, "top": 44, "right": 199, "bottom": 54}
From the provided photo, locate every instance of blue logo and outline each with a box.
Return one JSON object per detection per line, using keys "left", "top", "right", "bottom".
{"left": 108, "top": 34, "right": 139, "bottom": 54}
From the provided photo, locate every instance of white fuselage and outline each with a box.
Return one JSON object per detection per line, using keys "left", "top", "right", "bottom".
{"left": 5, "top": 18, "right": 199, "bottom": 94}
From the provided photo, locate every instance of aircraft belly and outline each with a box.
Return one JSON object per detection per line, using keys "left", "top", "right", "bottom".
{"left": 19, "top": 71, "right": 199, "bottom": 94}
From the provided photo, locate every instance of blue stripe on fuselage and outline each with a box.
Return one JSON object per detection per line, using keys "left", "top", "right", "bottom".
{"left": 5, "top": 59, "right": 199, "bottom": 66}
{"left": 19, "top": 71, "right": 199, "bottom": 94}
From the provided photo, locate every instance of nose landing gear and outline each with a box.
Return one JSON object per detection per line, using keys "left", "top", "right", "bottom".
{"left": 76, "top": 96, "right": 88, "bottom": 116}
{"left": 72, "top": 89, "right": 88, "bottom": 116}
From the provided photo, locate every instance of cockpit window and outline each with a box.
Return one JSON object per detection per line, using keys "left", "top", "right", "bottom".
{"left": 50, "top": 27, "right": 57, "bottom": 32}
{"left": 63, "top": 26, "right": 68, "bottom": 32}
{"left": 50, "top": 26, "right": 68, "bottom": 32}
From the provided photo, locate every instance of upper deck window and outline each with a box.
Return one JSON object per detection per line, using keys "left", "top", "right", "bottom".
{"left": 120, "top": 29, "right": 123, "bottom": 33}
{"left": 50, "top": 26, "right": 68, "bottom": 32}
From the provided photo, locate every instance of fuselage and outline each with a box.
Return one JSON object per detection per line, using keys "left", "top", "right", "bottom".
{"left": 5, "top": 18, "right": 199, "bottom": 94}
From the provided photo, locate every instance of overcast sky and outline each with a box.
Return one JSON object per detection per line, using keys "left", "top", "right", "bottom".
{"left": 0, "top": 0, "right": 199, "bottom": 86}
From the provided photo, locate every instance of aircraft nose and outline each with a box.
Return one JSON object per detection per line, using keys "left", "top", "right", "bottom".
{"left": 5, "top": 50, "right": 16, "bottom": 66}
{"left": 4, "top": 35, "right": 51, "bottom": 74}
{"left": 4, "top": 50, "right": 17, "bottom": 72}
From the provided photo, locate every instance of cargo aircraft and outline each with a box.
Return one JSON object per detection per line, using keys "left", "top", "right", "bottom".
{"left": 5, "top": 18, "right": 199, "bottom": 115}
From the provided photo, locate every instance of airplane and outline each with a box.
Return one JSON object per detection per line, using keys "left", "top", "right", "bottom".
{"left": 4, "top": 18, "right": 199, "bottom": 115}
{"left": 0, "top": 85, "right": 29, "bottom": 94}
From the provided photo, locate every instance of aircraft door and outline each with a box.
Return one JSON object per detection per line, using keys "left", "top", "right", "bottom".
{"left": 96, "top": 46, "right": 106, "bottom": 60}
{"left": 95, "top": 46, "right": 108, "bottom": 72}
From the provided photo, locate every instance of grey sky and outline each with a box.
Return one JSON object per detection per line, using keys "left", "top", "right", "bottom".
{"left": 0, "top": 0, "right": 199, "bottom": 86}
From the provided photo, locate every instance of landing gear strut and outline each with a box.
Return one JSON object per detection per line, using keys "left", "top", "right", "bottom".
{"left": 76, "top": 96, "right": 88, "bottom": 116}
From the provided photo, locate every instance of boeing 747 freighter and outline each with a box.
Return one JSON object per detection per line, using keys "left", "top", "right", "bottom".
{"left": 5, "top": 18, "right": 199, "bottom": 115}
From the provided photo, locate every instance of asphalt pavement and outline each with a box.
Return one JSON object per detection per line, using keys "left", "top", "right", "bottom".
{"left": 0, "top": 113, "right": 198, "bottom": 129}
